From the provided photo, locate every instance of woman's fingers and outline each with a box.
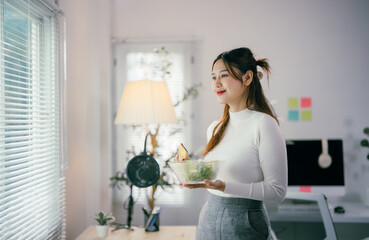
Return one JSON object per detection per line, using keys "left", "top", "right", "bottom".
{"left": 172, "top": 153, "right": 179, "bottom": 162}
{"left": 180, "top": 183, "right": 206, "bottom": 189}
{"left": 179, "top": 179, "right": 225, "bottom": 192}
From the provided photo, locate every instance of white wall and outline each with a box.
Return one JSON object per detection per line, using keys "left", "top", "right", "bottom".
{"left": 111, "top": 0, "right": 369, "bottom": 222}
{"left": 58, "top": 0, "right": 112, "bottom": 239}
{"left": 57, "top": 0, "right": 369, "bottom": 237}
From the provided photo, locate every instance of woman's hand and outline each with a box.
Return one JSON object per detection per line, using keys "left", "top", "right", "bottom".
{"left": 179, "top": 179, "right": 225, "bottom": 192}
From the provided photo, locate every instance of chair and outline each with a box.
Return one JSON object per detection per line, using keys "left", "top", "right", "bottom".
{"left": 269, "top": 191, "right": 337, "bottom": 240}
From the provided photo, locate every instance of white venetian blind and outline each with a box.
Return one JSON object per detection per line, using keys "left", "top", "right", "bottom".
{"left": 0, "top": 0, "right": 66, "bottom": 239}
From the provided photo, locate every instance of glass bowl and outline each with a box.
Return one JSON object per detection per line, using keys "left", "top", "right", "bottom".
{"left": 168, "top": 159, "right": 221, "bottom": 184}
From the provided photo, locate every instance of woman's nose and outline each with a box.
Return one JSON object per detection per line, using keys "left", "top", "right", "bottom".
{"left": 214, "top": 76, "right": 221, "bottom": 87}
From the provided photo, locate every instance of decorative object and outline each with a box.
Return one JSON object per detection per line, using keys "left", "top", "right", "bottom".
{"left": 110, "top": 83, "right": 200, "bottom": 210}
{"left": 110, "top": 47, "right": 201, "bottom": 230}
{"left": 112, "top": 79, "right": 177, "bottom": 231}
{"left": 287, "top": 97, "right": 313, "bottom": 121}
{"left": 93, "top": 211, "right": 115, "bottom": 238}
{"left": 114, "top": 80, "right": 177, "bottom": 126}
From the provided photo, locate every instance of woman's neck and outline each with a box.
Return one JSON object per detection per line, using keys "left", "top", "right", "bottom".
{"left": 229, "top": 104, "right": 247, "bottom": 113}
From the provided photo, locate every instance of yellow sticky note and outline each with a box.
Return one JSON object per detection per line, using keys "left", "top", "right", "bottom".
{"left": 288, "top": 98, "right": 299, "bottom": 108}
{"left": 301, "top": 110, "right": 312, "bottom": 121}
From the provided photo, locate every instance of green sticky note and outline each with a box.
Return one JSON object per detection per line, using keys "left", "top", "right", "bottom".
{"left": 301, "top": 110, "right": 312, "bottom": 121}
{"left": 288, "top": 98, "right": 299, "bottom": 108}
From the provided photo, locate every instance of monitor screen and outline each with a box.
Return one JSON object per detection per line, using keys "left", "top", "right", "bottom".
{"left": 286, "top": 139, "right": 345, "bottom": 186}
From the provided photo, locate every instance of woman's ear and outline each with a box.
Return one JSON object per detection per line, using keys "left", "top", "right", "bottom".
{"left": 242, "top": 70, "right": 253, "bottom": 87}
{"left": 257, "top": 71, "right": 263, "bottom": 80}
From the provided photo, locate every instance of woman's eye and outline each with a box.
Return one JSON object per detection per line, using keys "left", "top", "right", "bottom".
{"left": 212, "top": 76, "right": 216, "bottom": 81}
{"left": 221, "top": 74, "right": 228, "bottom": 78}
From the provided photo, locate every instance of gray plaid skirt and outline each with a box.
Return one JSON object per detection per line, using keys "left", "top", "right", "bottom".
{"left": 197, "top": 194, "right": 269, "bottom": 240}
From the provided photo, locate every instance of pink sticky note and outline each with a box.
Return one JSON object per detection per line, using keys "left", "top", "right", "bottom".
{"left": 299, "top": 186, "right": 312, "bottom": 193}
{"left": 301, "top": 97, "right": 312, "bottom": 108}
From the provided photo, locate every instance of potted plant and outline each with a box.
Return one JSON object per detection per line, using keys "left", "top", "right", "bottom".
{"left": 93, "top": 211, "right": 115, "bottom": 238}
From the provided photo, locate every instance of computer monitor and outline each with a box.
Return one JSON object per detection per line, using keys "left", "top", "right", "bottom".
{"left": 286, "top": 139, "right": 345, "bottom": 186}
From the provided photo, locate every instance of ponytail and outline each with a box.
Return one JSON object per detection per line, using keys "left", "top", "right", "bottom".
{"left": 202, "top": 104, "right": 230, "bottom": 156}
{"left": 256, "top": 58, "right": 271, "bottom": 80}
{"left": 254, "top": 58, "right": 278, "bottom": 125}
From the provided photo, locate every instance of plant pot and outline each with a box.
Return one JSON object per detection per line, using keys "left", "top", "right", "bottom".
{"left": 96, "top": 225, "right": 108, "bottom": 238}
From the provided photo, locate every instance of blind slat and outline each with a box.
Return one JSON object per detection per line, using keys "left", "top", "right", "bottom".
{"left": 0, "top": 0, "right": 65, "bottom": 238}
{"left": 0, "top": 82, "right": 57, "bottom": 96}
{"left": 0, "top": 171, "right": 56, "bottom": 201}
{"left": 0, "top": 129, "right": 58, "bottom": 137}
{"left": 0, "top": 151, "right": 56, "bottom": 169}
{"left": 1, "top": 173, "right": 57, "bottom": 204}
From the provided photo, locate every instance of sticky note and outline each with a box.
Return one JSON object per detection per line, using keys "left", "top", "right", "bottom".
{"left": 301, "top": 110, "right": 312, "bottom": 121}
{"left": 288, "top": 110, "right": 299, "bottom": 121}
{"left": 301, "top": 97, "right": 312, "bottom": 108}
{"left": 299, "top": 186, "right": 312, "bottom": 193}
{"left": 288, "top": 98, "right": 299, "bottom": 108}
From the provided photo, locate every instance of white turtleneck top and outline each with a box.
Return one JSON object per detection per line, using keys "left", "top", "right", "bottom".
{"left": 205, "top": 108, "right": 287, "bottom": 203}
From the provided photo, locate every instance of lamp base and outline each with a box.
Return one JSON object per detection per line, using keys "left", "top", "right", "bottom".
{"left": 111, "top": 223, "right": 134, "bottom": 232}
{"left": 112, "top": 184, "right": 135, "bottom": 232}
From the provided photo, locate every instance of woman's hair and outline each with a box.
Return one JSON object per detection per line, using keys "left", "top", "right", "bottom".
{"left": 202, "top": 47, "right": 278, "bottom": 156}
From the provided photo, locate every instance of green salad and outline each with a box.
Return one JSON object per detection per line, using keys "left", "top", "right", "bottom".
{"left": 183, "top": 160, "right": 218, "bottom": 182}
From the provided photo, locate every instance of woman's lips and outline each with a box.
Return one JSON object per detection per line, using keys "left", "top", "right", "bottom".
{"left": 217, "top": 90, "right": 226, "bottom": 95}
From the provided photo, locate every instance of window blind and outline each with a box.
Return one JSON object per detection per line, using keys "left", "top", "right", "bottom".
{"left": 0, "top": 0, "right": 66, "bottom": 239}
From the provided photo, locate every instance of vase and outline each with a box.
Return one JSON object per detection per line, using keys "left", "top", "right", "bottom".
{"left": 96, "top": 225, "right": 108, "bottom": 238}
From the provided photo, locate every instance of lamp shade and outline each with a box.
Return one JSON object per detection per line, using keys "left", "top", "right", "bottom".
{"left": 114, "top": 80, "right": 178, "bottom": 125}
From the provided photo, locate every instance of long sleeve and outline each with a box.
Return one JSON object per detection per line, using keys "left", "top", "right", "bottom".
{"left": 205, "top": 109, "right": 288, "bottom": 203}
{"left": 224, "top": 115, "right": 287, "bottom": 202}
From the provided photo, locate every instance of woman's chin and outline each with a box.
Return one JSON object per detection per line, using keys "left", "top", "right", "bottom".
{"left": 216, "top": 97, "right": 226, "bottom": 104}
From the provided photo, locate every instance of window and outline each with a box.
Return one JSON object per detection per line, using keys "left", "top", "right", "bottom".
{"left": 0, "top": 0, "right": 66, "bottom": 239}
{"left": 112, "top": 42, "right": 194, "bottom": 206}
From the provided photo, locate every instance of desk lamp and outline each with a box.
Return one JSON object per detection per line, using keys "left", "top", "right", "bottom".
{"left": 113, "top": 80, "right": 177, "bottom": 230}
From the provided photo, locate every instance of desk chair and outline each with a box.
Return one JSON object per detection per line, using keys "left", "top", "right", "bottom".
{"left": 269, "top": 191, "right": 337, "bottom": 240}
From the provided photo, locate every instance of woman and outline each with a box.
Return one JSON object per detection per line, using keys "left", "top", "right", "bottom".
{"left": 180, "top": 47, "right": 287, "bottom": 240}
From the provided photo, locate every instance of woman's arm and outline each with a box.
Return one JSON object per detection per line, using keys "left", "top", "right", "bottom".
{"left": 224, "top": 115, "right": 287, "bottom": 202}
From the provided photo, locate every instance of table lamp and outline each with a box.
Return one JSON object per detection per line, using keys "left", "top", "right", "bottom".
{"left": 113, "top": 79, "right": 177, "bottom": 230}
{"left": 115, "top": 79, "right": 178, "bottom": 156}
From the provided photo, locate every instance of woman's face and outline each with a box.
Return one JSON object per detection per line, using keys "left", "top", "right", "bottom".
{"left": 212, "top": 59, "right": 248, "bottom": 112}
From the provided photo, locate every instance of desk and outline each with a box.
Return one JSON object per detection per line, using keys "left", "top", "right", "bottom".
{"left": 76, "top": 225, "right": 197, "bottom": 240}
{"left": 266, "top": 195, "right": 369, "bottom": 240}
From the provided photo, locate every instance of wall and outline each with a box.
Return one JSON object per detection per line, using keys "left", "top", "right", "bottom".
{"left": 111, "top": 0, "right": 369, "bottom": 223}
{"left": 56, "top": 0, "right": 369, "bottom": 237}
{"left": 58, "top": 0, "right": 112, "bottom": 239}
